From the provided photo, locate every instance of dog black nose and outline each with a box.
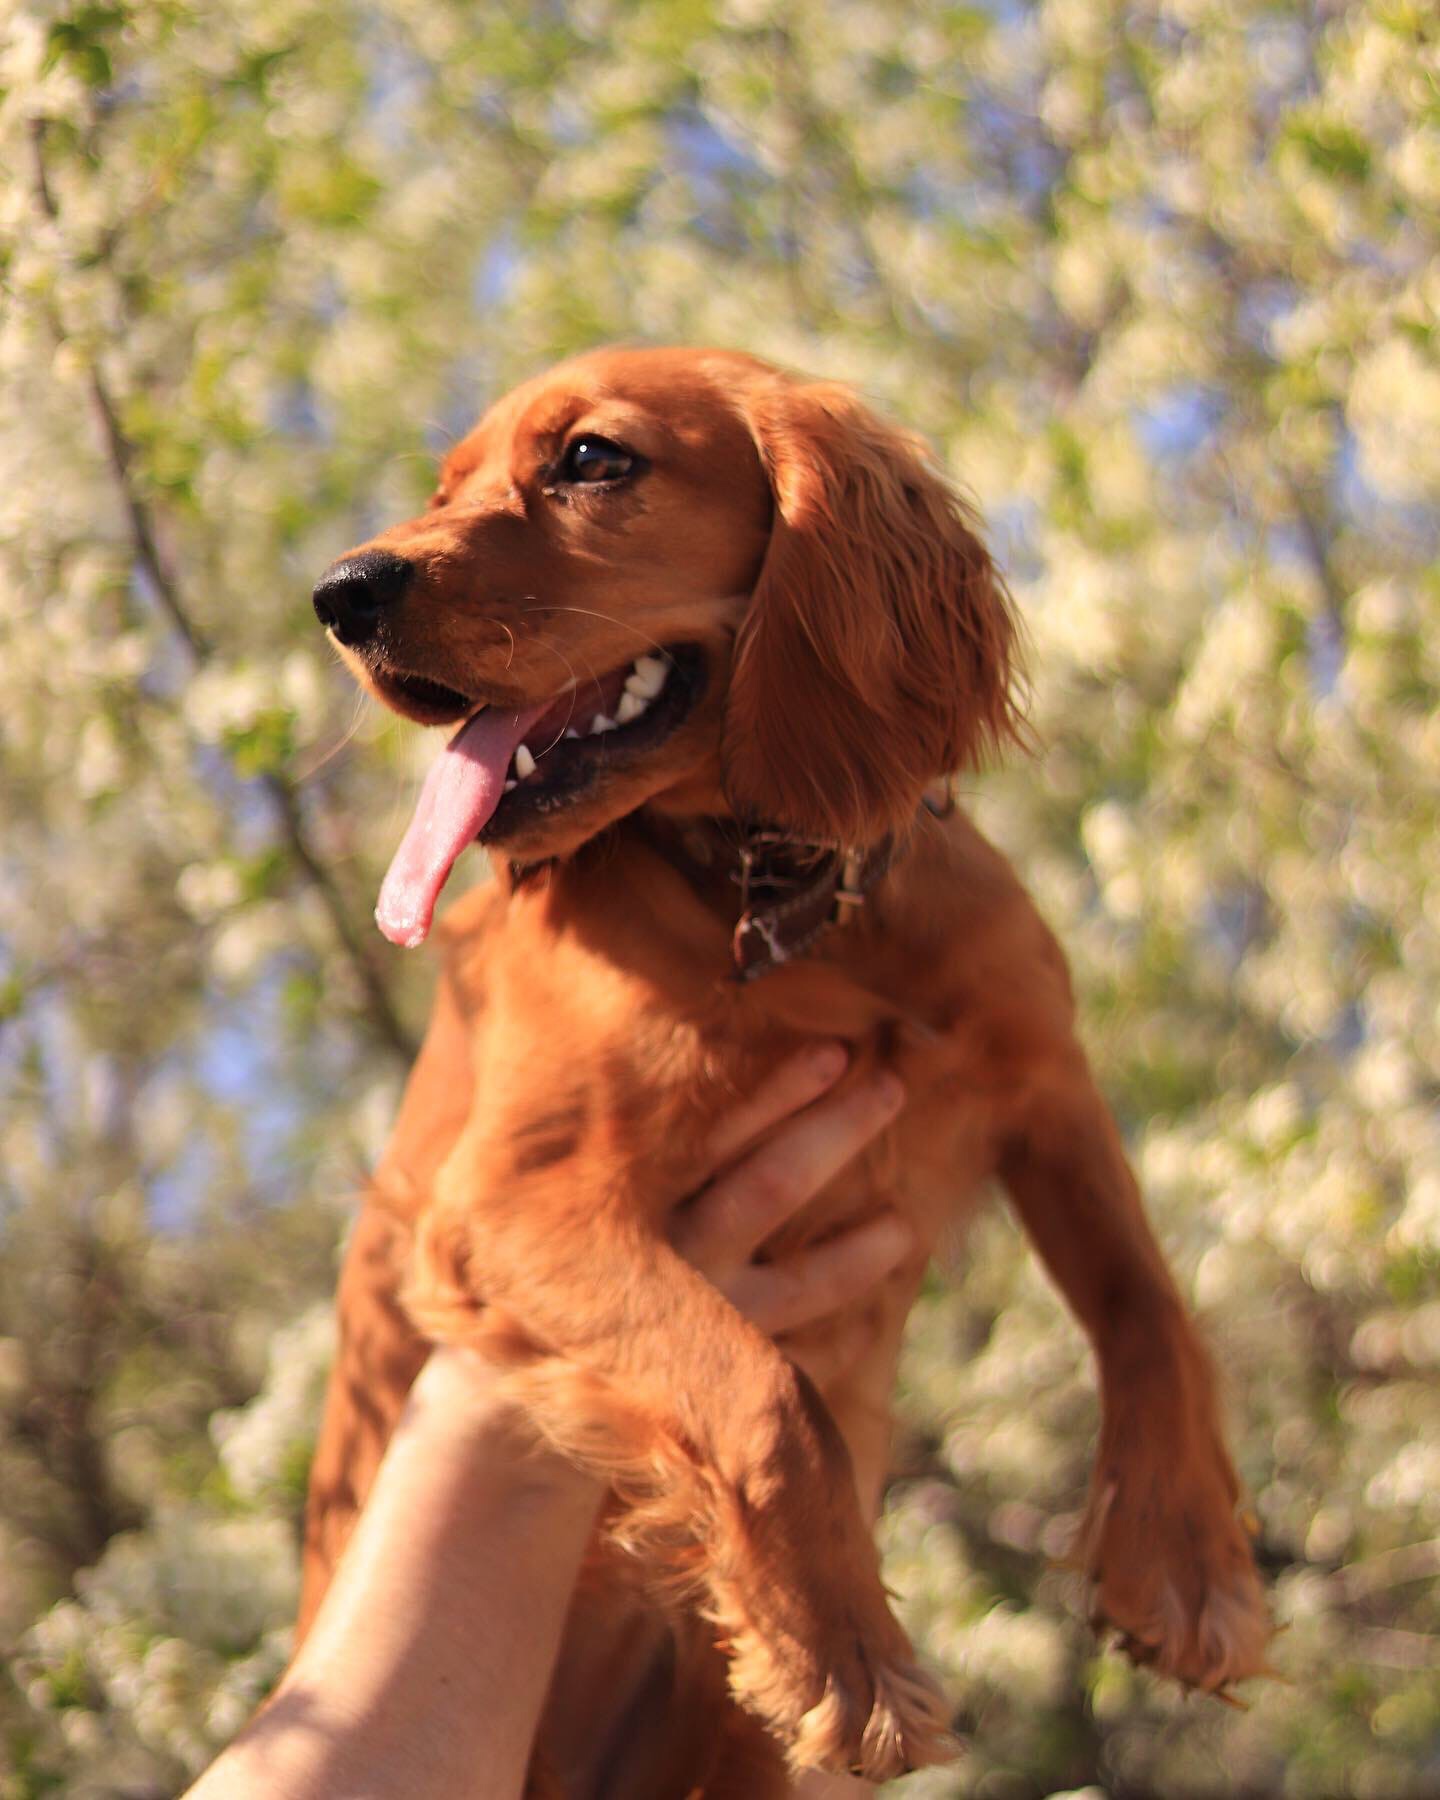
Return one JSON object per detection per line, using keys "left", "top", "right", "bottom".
{"left": 312, "top": 550, "right": 413, "bottom": 647}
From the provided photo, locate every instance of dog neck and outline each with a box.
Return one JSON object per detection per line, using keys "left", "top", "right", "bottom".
{"left": 622, "top": 814, "right": 895, "bottom": 983}
{"left": 505, "top": 784, "right": 956, "bottom": 983}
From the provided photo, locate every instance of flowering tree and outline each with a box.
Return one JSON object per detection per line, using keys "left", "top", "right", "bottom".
{"left": 1, "top": 0, "right": 1437, "bottom": 1793}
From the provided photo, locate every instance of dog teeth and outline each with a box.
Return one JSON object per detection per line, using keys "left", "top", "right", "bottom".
{"left": 625, "top": 655, "right": 668, "bottom": 700}
{"left": 590, "top": 713, "right": 616, "bottom": 735}
{"left": 513, "top": 743, "right": 537, "bottom": 779}
{"left": 503, "top": 779, "right": 517, "bottom": 793}
{"left": 564, "top": 727, "right": 581, "bottom": 740}
{"left": 615, "top": 690, "right": 647, "bottom": 725}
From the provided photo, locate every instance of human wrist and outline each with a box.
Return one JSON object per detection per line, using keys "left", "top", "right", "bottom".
{"left": 405, "top": 1345, "right": 601, "bottom": 1503}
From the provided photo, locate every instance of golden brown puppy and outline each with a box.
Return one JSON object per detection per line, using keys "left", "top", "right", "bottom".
{"left": 301, "top": 347, "right": 1268, "bottom": 1797}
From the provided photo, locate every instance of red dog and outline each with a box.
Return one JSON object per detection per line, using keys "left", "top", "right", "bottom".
{"left": 300, "top": 347, "right": 1268, "bottom": 1795}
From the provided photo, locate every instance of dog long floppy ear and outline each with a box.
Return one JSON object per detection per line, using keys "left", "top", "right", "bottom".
{"left": 721, "top": 376, "right": 1025, "bottom": 846}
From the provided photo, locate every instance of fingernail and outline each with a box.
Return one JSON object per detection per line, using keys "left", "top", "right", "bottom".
{"left": 874, "top": 1071, "right": 905, "bottom": 1113}
{"left": 809, "top": 1042, "right": 848, "bottom": 1083}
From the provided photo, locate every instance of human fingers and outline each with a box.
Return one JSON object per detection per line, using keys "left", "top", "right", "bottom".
{"left": 726, "top": 1207, "right": 912, "bottom": 1337}
{"left": 698, "top": 1041, "right": 850, "bottom": 1176}
{"left": 779, "top": 1313, "right": 888, "bottom": 1393}
{"left": 674, "top": 1072, "right": 906, "bottom": 1278}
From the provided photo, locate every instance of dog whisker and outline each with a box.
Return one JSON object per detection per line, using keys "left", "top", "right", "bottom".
{"left": 293, "top": 687, "right": 369, "bottom": 782}
{"left": 520, "top": 604, "right": 670, "bottom": 663}
{"left": 529, "top": 635, "right": 588, "bottom": 756}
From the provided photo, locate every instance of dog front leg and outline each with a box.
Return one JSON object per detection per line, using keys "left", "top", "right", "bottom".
{"left": 998, "top": 1050, "right": 1269, "bottom": 1691}
{"left": 407, "top": 1179, "right": 952, "bottom": 1783}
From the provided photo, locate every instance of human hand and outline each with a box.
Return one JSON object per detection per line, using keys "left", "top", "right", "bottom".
{"left": 669, "top": 1044, "right": 912, "bottom": 1386}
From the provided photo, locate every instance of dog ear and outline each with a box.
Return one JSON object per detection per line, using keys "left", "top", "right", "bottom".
{"left": 721, "top": 377, "right": 1025, "bottom": 846}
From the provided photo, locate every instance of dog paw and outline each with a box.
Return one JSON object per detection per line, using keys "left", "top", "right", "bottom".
{"left": 727, "top": 1612, "right": 955, "bottom": 1780}
{"left": 1081, "top": 1468, "right": 1271, "bottom": 1694}
{"left": 791, "top": 1652, "right": 956, "bottom": 1782}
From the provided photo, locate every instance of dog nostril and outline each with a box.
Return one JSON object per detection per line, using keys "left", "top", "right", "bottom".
{"left": 312, "top": 550, "right": 413, "bottom": 647}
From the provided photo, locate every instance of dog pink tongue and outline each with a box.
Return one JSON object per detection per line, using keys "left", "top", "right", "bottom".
{"left": 376, "top": 702, "right": 546, "bottom": 948}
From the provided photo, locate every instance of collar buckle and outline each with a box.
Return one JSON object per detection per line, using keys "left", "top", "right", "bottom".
{"left": 830, "top": 848, "right": 868, "bottom": 924}
{"left": 732, "top": 830, "right": 890, "bottom": 981}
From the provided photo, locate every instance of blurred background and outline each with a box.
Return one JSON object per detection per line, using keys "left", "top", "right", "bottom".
{"left": 1, "top": 0, "right": 1437, "bottom": 1794}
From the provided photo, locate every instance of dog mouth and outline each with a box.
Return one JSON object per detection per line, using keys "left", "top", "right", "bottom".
{"left": 484, "top": 645, "right": 704, "bottom": 831}
{"left": 374, "top": 644, "right": 705, "bottom": 948}
{"left": 371, "top": 669, "right": 478, "bottom": 722}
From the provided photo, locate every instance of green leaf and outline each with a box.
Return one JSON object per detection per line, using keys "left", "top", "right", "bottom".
{"left": 1286, "top": 117, "right": 1373, "bottom": 182}
{"left": 42, "top": 6, "right": 127, "bottom": 88}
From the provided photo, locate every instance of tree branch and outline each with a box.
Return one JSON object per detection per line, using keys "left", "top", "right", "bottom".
{"left": 27, "top": 117, "right": 417, "bottom": 1064}
{"left": 1285, "top": 471, "right": 1349, "bottom": 641}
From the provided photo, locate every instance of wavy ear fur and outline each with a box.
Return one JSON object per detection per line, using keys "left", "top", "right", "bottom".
{"left": 721, "top": 376, "right": 1025, "bottom": 846}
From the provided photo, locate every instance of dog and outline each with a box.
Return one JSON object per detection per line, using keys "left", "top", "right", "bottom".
{"left": 299, "top": 346, "right": 1269, "bottom": 1796}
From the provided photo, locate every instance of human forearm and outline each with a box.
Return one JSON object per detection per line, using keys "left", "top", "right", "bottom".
{"left": 190, "top": 1350, "right": 600, "bottom": 1800}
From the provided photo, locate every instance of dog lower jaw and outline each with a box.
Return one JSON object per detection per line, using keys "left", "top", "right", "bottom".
{"left": 368, "top": 667, "right": 478, "bottom": 725}
{"left": 477, "top": 643, "right": 708, "bottom": 848}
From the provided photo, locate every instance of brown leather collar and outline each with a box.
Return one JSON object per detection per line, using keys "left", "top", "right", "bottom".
{"left": 515, "top": 787, "right": 954, "bottom": 980}
{"left": 633, "top": 817, "right": 894, "bottom": 982}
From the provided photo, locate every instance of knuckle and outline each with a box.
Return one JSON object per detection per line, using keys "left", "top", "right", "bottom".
{"left": 770, "top": 1262, "right": 808, "bottom": 1320}
{"left": 811, "top": 1262, "right": 851, "bottom": 1313}
{"left": 866, "top": 1074, "right": 905, "bottom": 1122}
{"left": 747, "top": 1159, "right": 799, "bottom": 1217}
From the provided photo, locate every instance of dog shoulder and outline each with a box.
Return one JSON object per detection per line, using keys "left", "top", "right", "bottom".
{"left": 888, "top": 810, "right": 1085, "bottom": 1123}
{"left": 910, "top": 811, "right": 1074, "bottom": 1005}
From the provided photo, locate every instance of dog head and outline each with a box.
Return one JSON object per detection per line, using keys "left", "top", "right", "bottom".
{"left": 315, "top": 347, "right": 1022, "bottom": 945}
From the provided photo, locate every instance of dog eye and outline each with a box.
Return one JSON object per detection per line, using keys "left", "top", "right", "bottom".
{"left": 558, "top": 436, "right": 635, "bottom": 485}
